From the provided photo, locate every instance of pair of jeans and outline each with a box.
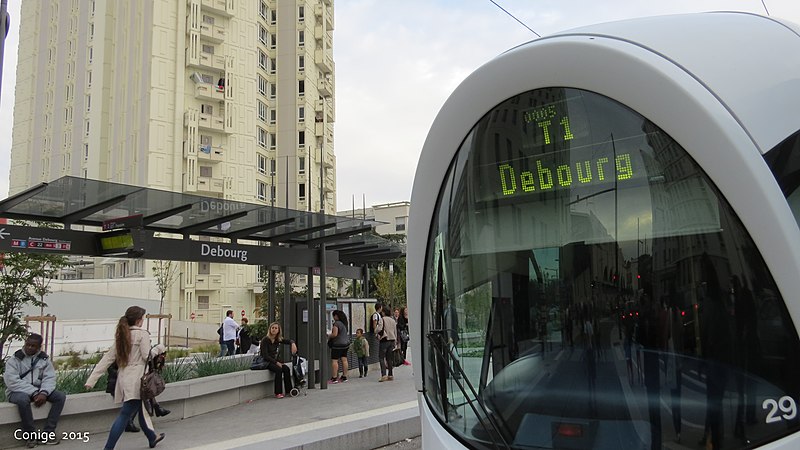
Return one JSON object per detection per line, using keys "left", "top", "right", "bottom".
{"left": 357, "top": 356, "right": 367, "bottom": 375}
{"left": 105, "top": 399, "right": 157, "bottom": 449}
{"left": 266, "top": 362, "right": 292, "bottom": 395}
{"left": 7, "top": 390, "right": 66, "bottom": 432}
{"left": 378, "top": 340, "right": 395, "bottom": 377}
{"left": 218, "top": 340, "right": 234, "bottom": 357}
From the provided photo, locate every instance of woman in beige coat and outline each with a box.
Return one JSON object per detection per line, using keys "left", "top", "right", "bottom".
{"left": 85, "top": 306, "right": 165, "bottom": 449}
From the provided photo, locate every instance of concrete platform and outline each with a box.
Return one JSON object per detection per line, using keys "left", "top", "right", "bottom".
{"left": 8, "top": 360, "right": 420, "bottom": 449}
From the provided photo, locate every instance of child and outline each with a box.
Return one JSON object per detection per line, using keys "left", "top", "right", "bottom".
{"left": 350, "top": 328, "right": 370, "bottom": 378}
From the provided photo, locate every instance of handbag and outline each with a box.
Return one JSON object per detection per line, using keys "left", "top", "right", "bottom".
{"left": 390, "top": 348, "right": 404, "bottom": 368}
{"left": 399, "top": 329, "right": 410, "bottom": 343}
{"left": 140, "top": 348, "right": 166, "bottom": 400}
{"left": 250, "top": 355, "right": 268, "bottom": 370}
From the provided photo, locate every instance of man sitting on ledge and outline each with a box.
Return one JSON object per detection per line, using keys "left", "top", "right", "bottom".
{"left": 3, "top": 334, "right": 66, "bottom": 447}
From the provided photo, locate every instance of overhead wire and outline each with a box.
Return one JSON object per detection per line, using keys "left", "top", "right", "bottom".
{"left": 487, "top": 0, "right": 541, "bottom": 38}
{"left": 760, "top": 0, "right": 770, "bottom": 16}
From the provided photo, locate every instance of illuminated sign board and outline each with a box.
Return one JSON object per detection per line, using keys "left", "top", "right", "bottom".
{"left": 475, "top": 92, "right": 646, "bottom": 201}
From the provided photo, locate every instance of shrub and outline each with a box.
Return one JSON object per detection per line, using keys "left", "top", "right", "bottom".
{"left": 193, "top": 354, "right": 253, "bottom": 378}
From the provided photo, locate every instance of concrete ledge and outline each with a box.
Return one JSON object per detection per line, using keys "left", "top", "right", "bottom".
{"left": 276, "top": 407, "right": 421, "bottom": 450}
{"left": 0, "top": 369, "right": 276, "bottom": 449}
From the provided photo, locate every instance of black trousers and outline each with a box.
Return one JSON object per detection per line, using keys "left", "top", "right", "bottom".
{"left": 267, "top": 362, "right": 293, "bottom": 395}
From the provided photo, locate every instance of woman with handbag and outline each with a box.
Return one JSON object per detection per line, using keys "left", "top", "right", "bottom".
{"left": 85, "top": 306, "right": 166, "bottom": 449}
{"left": 327, "top": 310, "right": 350, "bottom": 383}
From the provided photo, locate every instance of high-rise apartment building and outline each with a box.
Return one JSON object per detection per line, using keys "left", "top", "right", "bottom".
{"left": 9, "top": 0, "right": 336, "bottom": 323}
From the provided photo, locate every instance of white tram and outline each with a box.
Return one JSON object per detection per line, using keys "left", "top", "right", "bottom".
{"left": 407, "top": 12, "right": 800, "bottom": 450}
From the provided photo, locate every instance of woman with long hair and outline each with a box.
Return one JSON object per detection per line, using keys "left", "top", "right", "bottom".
{"left": 85, "top": 306, "right": 165, "bottom": 449}
{"left": 260, "top": 322, "right": 297, "bottom": 398}
{"left": 327, "top": 310, "right": 350, "bottom": 383}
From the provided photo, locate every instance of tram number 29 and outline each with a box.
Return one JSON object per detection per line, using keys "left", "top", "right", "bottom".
{"left": 763, "top": 396, "right": 797, "bottom": 423}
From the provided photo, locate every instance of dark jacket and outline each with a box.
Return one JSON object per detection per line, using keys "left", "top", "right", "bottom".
{"left": 260, "top": 337, "right": 293, "bottom": 365}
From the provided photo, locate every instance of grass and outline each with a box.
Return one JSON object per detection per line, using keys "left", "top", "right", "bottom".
{"left": 193, "top": 354, "right": 253, "bottom": 378}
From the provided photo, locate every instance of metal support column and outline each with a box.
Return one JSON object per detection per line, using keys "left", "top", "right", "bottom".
{"left": 268, "top": 269, "right": 276, "bottom": 323}
{"left": 306, "top": 265, "right": 316, "bottom": 389}
{"left": 320, "top": 243, "right": 328, "bottom": 388}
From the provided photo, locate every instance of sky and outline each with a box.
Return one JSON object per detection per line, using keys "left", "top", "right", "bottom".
{"left": 0, "top": 1, "right": 798, "bottom": 210}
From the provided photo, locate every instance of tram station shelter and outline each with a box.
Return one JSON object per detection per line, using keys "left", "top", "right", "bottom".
{"left": 0, "top": 176, "right": 404, "bottom": 387}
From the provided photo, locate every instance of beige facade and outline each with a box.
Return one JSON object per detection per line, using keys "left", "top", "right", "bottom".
{"left": 9, "top": 0, "right": 336, "bottom": 324}
{"left": 339, "top": 201, "right": 410, "bottom": 236}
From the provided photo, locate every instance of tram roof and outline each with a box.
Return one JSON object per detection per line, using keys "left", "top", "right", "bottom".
{"left": 0, "top": 176, "right": 404, "bottom": 264}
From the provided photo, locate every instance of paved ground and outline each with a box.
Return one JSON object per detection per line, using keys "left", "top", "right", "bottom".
{"left": 30, "top": 359, "right": 420, "bottom": 450}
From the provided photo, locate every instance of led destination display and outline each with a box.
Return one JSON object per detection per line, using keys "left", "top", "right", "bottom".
{"left": 497, "top": 151, "right": 634, "bottom": 197}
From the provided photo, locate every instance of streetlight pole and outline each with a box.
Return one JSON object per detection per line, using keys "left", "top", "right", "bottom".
{"left": 389, "top": 262, "right": 394, "bottom": 307}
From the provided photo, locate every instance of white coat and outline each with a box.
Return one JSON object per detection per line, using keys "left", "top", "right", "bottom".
{"left": 86, "top": 326, "right": 152, "bottom": 403}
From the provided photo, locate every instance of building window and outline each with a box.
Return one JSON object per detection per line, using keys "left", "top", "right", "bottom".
{"left": 298, "top": 156, "right": 305, "bottom": 174}
{"left": 270, "top": 9, "right": 277, "bottom": 25}
{"left": 84, "top": 143, "right": 89, "bottom": 161}
{"left": 299, "top": 6, "right": 305, "bottom": 22}
{"left": 258, "top": 127, "right": 267, "bottom": 148}
{"left": 198, "top": 295, "right": 210, "bottom": 309}
{"left": 200, "top": 135, "right": 212, "bottom": 145}
{"left": 199, "top": 166, "right": 212, "bottom": 178}
{"left": 257, "top": 181, "right": 267, "bottom": 200}
{"left": 298, "top": 130, "right": 305, "bottom": 147}
{"left": 203, "top": 15, "right": 215, "bottom": 24}
{"left": 270, "top": 83, "right": 276, "bottom": 99}
{"left": 200, "top": 73, "right": 214, "bottom": 84}
{"left": 270, "top": 57, "right": 276, "bottom": 74}
{"left": 298, "top": 55, "right": 304, "bottom": 71}
{"left": 298, "top": 80, "right": 304, "bottom": 96}
{"left": 271, "top": 185, "right": 276, "bottom": 202}
{"left": 202, "top": 44, "right": 214, "bottom": 54}
{"left": 259, "top": 25, "right": 268, "bottom": 45}
{"left": 270, "top": 158, "right": 276, "bottom": 175}
{"left": 258, "top": 75, "right": 267, "bottom": 95}
{"left": 106, "top": 265, "right": 115, "bottom": 279}
{"left": 395, "top": 216, "right": 407, "bottom": 232}
{"left": 298, "top": 106, "right": 305, "bottom": 122}
{"left": 299, "top": 183, "right": 306, "bottom": 200}
{"left": 201, "top": 104, "right": 213, "bottom": 115}
{"left": 270, "top": 33, "right": 277, "bottom": 49}
{"left": 259, "top": 1, "right": 268, "bottom": 21}
{"left": 258, "top": 154, "right": 267, "bottom": 174}
{"left": 258, "top": 100, "right": 267, "bottom": 122}
{"left": 269, "top": 109, "right": 276, "bottom": 125}
{"left": 298, "top": 31, "right": 304, "bottom": 46}
{"left": 270, "top": 133, "right": 276, "bottom": 150}
{"left": 259, "top": 50, "right": 268, "bottom": 70}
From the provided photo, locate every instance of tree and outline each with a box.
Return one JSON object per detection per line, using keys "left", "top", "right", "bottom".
{"left": 373, "top": 258, "right": 407, "bottom": 308}
{"left": 152, "top": 260, "right": 179, "bottom": 315}
{"left": 0, "top": 252, "right": 54, "bottom": 360}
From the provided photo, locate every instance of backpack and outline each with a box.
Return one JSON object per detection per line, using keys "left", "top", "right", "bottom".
{"left": 369, "top": 312, "right": 381, "bottom": 334}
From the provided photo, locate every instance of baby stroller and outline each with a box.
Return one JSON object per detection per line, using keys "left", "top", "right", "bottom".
{"left": 290, "top": 352, "right": 308, "bottom": 397}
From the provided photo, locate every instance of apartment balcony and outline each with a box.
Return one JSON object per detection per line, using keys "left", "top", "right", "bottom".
{"left": 195, "top": 274, "right": 223, "bottom": 290}
{"left": 196, "top": 145, "right": 225, "bottom": 163}
{"left": 194, "top": 83, "right": 225, "bottom": 101}
{"left": 317, "top": 3, "right": 334, "bottom": 29}
{"left": 323, "top": 173, "right": 335, "bottom": 193}
{"left": 318, "top": 77, "right": 333, "bottom": 97}
{"left": 323, "top": 150, "right": 335, "bottom": 168}
{"left": 200, "top": 0, "right": 233, "bottom": 17}
{"left": 198, "top": 112, "right": 226, "bottom": 132}
{"left": 315, "top": 121, "right": 333, "bottom": 140}
{"left": 197, "top": 176, "right": 225, "bottom": 195}
{"left": 199, "top": 22, "right": 226, "bottom": 43}
{"left": 316, "top": 98, "right": 334, "bottom": 122}
{"left": 186, "top": 49, "right": 225, "bottom": 72}
{"left": 315, "top": 49, "right": 334, "bottom": 74}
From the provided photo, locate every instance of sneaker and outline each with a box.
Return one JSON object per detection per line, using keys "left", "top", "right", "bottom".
{"left": 403, "top": 360, "right": 411, "bottom": 366}
{"left": 275, "top": 393, "right": 285, "bottom": 399}
{"left": 26, "top": 440, "right": 37, "bottom": 448}
{"left": 387, "top": 375, "right": 394, "bottom": 381}
{"left": 378, "top": 376, "right": 389, "bottom": 382}
{"left": 40, "top": 436, "right": 60, "bottom": 446}
{"left": 329, "top": 377, "right": 339, "bottom": 384}
{"left": 339, "top": 376, "right": 348, "bottom": 383}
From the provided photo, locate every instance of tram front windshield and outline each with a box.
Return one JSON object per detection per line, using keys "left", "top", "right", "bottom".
{"left": 422, "top": 88, "right": 800, "bottom": 449}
